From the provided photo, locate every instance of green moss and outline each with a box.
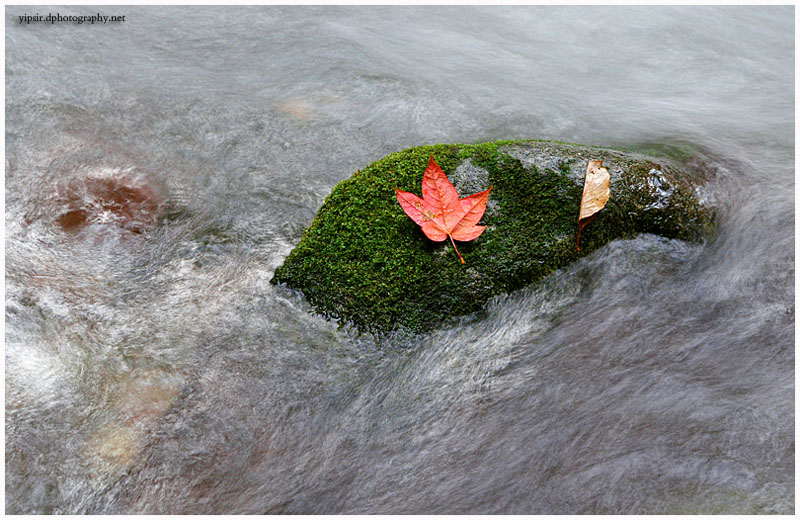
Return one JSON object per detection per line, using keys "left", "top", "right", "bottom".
{"left": 272, "top": 140, "right": 715, "bottom": 334}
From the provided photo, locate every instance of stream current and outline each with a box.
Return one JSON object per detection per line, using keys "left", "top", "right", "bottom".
{"left": 5, "top": 6, "right": 794, "bottom": 514}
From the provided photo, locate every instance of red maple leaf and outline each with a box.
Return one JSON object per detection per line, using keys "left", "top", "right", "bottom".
{"left": 396, "top": 156, "right": 492, "bottom": 264}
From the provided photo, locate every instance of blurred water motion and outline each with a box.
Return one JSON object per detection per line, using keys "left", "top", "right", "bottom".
{"left": 5, "top": 6, "right": 794, "bottom": 514}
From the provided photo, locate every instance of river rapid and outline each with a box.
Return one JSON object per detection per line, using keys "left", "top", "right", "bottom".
{"left": 5, "top": 6, "right": 794, "bottom": 514}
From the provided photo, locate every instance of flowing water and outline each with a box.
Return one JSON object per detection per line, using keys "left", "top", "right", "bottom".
{"left": 5, "top": 6, "right": 794, "bottom": 514}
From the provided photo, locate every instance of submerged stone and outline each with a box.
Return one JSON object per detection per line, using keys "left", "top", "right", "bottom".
{"left": 55, "top": 168, "right": 163, "bottom": 234}
{"left": 272, "top": 140, "right": 715, "bottom": 333}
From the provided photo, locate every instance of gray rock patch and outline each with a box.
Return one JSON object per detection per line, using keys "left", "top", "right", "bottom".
{"left": 451, "top": 158, "right": 498, "bottom": 215}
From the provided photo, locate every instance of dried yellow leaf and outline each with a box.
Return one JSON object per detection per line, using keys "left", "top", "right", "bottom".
{"left": 577, "top": 159, "right": 610, "bottom": 251}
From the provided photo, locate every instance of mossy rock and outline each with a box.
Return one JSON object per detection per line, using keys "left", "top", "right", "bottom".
{"left": 272, "top": 140, "right": 715, "bottom": 334}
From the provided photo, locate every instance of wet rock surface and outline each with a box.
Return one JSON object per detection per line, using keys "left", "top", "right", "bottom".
{"left": 272, "top": 140, "right": 716, "bottom": 333}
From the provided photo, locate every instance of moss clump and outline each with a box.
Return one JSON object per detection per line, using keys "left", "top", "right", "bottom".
{"left": 272, "top": 140, "right": 715, "bottom": 333}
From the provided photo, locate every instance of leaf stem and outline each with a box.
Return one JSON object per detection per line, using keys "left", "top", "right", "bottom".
{"left": 448, "top": 234, "right": 465, "bottom": 264}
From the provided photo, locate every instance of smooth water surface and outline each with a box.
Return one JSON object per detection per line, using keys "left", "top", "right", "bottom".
{"left": 5, "top": 6, "right": 794, "bottom": 513}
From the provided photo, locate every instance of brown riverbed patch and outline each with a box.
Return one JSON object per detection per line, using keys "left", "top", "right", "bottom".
{"left": 84, "top": 369, "right": 183, "bottom": 482}
{"left": 55, "top": 168, "right": 164, "bottom": 234}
